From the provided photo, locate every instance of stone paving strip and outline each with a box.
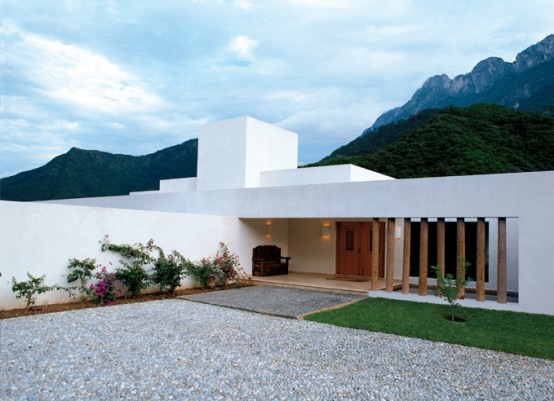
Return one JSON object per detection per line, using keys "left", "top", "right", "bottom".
{"left": 1, "top": 300, "right": 553, "bottom": 400}
{"left": 179, "top": 286, "right": 366, "bottom": 318}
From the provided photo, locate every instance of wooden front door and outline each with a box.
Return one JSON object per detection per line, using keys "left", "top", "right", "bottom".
{"left": 336, "top": 222, "right": 385, "bottom": 277}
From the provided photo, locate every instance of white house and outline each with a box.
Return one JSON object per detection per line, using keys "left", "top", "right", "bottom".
{"left": 1, "top": 116, "right": 553, "bottom": 315}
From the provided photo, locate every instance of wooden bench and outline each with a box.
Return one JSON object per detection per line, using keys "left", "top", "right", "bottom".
{"left": 252, "top": 245, "right": 291, "bottom": 276}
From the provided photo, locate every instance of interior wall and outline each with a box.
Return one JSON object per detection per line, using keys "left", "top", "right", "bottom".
{"left": 288, "top": 219, "right": 336, "bottom": 274}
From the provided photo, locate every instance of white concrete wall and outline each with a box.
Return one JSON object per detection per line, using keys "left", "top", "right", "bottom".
{"left": 260, "top": 164, "right": 393, "bottom": 188}
{"left": 196, "top": 116, "right": 297, "bottom": 191}
{"left": 197, "top": 117, "right": 248, "bottom": 191}
{"left": 159, "top": 177, "right": 197, "bottom": 193}
{"left": 0, "top": 201, "right": 246, "bottom": 310}
{"left": 244, "top": 118, "right": 298, "bottom": 188}
{"left": 349, "top": 165, "right": 394, "bottom": 182}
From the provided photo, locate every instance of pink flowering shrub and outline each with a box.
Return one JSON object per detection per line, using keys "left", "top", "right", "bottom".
{"left": 186, "top": 242, "right": 245, "bottom": 289}
{"left": 89, "top": 266, "right": 122, "bottom": 306}
{"left": 212, "top": 242, "right": 244, "bottom": 287}
{"left": 100, "top": 235, "right": 153, "bottom": 297}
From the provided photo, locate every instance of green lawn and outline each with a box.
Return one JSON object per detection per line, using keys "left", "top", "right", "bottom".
{"left": 304, "top": 298, "right": 554, "bottom": 360}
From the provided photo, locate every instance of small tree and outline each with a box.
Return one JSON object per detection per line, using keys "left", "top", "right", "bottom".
{"left": 11, "top": 273, "right": 62, "bottom": 309}
{"left": 67, "top": 258, "right": 97, "bottom": 301}
{"left": 431, "top": 257, "right": 472, "bottom": 321}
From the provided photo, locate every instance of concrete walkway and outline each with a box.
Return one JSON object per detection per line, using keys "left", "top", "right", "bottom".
{"left": 179, "top": 285, "right": 365, "bottom": 318}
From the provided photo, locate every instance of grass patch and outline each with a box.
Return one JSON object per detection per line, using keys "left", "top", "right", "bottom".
{"left": 304, "top": 298, "right": 554, "bottom": 360}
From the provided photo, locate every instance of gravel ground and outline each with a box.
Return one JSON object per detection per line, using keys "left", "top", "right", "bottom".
{"left": 1, "top": 300, "right": 553, "bottom": 401}
{"left": 180, "top": 286, "right": 365, "bottom": 318}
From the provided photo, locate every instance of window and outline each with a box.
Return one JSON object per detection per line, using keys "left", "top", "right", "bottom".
{"left": 345, "top": 230, "right": 354, "bottom": 251}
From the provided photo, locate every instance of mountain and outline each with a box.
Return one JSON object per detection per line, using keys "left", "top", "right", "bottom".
{"left": 370, "top": 34, "right": 554, "bottom": 130}
{"left": 0, "top": 139, "right": 198, "bottom": 201}
{"left": 309, "top": 104, "right": 554, "bottom": 178}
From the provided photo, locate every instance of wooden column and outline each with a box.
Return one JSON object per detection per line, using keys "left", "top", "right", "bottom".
{"left": 437, "top": 218, "right": 446, "bottom": 275}
{"left": 419, "top": 218, "right": 428, "bottom": 296}
{"left": 476, "top": 218, "right": 486, "bottom": 301}
{"left": 456, "top": 218, "right": 466, "bottom": 299}
{"left": 497, "top": 218, "right": 507, "bottom": 303}
{"left": 402, "top": 219, "right": 411, "bottom": 294}
{"left": 371, "top": 218, "right": 380, "bottom": 291}
{"left": 386, "top": 218, "right": 395, "bottom": 292}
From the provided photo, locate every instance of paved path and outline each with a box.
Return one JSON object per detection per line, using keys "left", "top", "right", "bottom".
{"left": 1, "top": 300, "right": 553, "bottom": 400}
{"left": 179, "top": 286, "right": 365, "bottom": 318}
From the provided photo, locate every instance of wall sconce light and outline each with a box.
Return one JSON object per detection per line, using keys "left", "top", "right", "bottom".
{"left": 265, "top": 221, "right": 273, "bottom": 237}
{"left": 321, "top": 223, "right": 331, "bottom": 238}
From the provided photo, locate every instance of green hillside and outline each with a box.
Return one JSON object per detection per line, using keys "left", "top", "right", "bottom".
{"left": 0, "top": 139, "right": 198, "bottom": 201}
{"left": 308, "top": 104, "right": 554, "bottom": 178}
{"left": 330, "top": 108, "right": 441, "bottom": 158}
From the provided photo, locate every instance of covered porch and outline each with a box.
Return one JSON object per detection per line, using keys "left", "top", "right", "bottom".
{"left": 240, "top": 216, "right": 519, "bottom": 307}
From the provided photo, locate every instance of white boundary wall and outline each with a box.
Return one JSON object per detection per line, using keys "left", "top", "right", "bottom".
{"left": 0, "top": 201, "right": 262, "bottom": 310}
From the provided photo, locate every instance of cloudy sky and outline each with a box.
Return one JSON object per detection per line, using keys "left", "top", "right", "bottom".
{"left": 1, "top": 0, "right": 553, "bottom": 177}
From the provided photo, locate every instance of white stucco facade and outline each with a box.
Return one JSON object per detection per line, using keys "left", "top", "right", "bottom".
{"left": 2, "top": 116, "right": 553, "bottom": 315}
{"left": 197, "top": 116, "right": 298, "bottom": 190}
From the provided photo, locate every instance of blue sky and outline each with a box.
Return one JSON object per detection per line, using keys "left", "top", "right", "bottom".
{"left": 1, "top": 0, "right": 553, "bottom": 177}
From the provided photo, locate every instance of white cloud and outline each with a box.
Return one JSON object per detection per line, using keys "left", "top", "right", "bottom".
{"left": 234, "top": 0, "right": 252, "bottom": 10}
{"left": 228, "top": 35, "right": 258, "bottom": 59}
{"left": 284, "top": 0, "right": 355, "bottom": 10}
{"left": 2, "top": 21, "right": 163, "bottom": 115}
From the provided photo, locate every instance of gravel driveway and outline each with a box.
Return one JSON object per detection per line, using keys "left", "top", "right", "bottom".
{"left": 1, "top": 300, "right": 553, "bottom": 400}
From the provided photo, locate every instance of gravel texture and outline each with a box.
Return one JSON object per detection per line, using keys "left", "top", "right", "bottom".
{"left": 180, "top": 286, "right": 365, "bottom": 318}
{"left": 1, "top": 300, "right": 553, "bottom": 400}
